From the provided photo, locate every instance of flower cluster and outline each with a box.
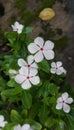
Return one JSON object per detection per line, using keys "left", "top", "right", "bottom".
{"left": 10, "top": 21, "right": 73, "bottom": 115}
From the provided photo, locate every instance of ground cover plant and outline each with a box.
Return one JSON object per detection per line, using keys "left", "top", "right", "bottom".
{"left": 0, "top": 21, "right": 74, "bottom": 130}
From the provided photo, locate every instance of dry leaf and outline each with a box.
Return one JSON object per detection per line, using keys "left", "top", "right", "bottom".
{"left": 39, "top": 8, "right": 55, "bottom": 21}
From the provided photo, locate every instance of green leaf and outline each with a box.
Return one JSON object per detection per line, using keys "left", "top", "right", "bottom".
{"left": 3, "top": 123, "right": 14, "bottom": 130}
{"left": 45, "top": 116, "right": 56, "bottom": 128}
{"left": 25, "top": 26, "right": 33, "bottom": 34}
{"left": 5, "top": 32, "right": 17, "bottom": 44}
{"left": 21, "top": 91, "right": 32, "bottom": 109}
{"left": 10, "top": 110, "right": 22, "bottom": 123}
{"left": 48, "top": 83, "right": 58, "bottom": 95}
{"left": 0, "top": 77, "right": 6, "bottom": 91}
{"left": 1, "top": 86, "right": 23, "bottom": 97}
{"left": 56, "top": 120, "right": 65, "bottom": 130}
{"left": 38, "top": 81, "right": 50, "bottom": 97}
{"left": 38, "top": 59, "right": 50, "bottom": 73}
{"left": 39, "top": 104, "right": 48, "bottom": 124}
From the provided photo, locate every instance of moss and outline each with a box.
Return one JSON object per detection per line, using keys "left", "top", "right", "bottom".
{"left": 14, "top": 0, "right": 26, "bottom": 10}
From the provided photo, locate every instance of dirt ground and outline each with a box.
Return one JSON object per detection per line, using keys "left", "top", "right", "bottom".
{"left": 0, "top": 0, "right": 74, "bottom": 88}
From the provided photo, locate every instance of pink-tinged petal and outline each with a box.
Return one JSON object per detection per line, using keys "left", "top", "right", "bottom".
{"left": 31, "top": 62, "right": 38, "bottom": 69}
{"left": 43, "top": 50, "right": 54, "bottom": 60}
{"left": 56, "top": 61, "right": 62, "bottom": 67}
{"left": 56, "top": 103, "right": 62, "bottom": 110}
{"left": 30, "top": 76, "right": 40, "bottom": 85}
{"left": 14, "top": 125, "right": 21, "bottom": 130}
{"left": 63, "top": 103, "right": 70, "bottom": 113}
{"left": 51, "top": 62, "right": 56, "bottom": 67}
{"left": 21, "top": 80, "right": 31, "bottom": 89}
{"left": 18, "top": 58, "right": 27, "bottom": 67}
{"left": 56, "top": 68, "right": 63, "bottom": 75}
{"left": 27, "top": 55, "right": 34, "bottom": 64}
{"left": 50, "top": 68, "right": 56, "bottom": 74}
{"left": 57, "top": 97, "right": 63, "bottom": 103}
{"left": 62, "top": 92, "right": 69, "bottom": 100}
{"left": 19, "top": 67, "right": 28, "bottom": 76}
{"left": 29, "top": 68, "right": 38, "bottom": 76}
{"left": 44, "top": 40, "right": 54, "bottom": 50}
{"left": 65, "top": 98, "right": 73, "bottom": 104}
{"left": 22, "top": 124, "right": 30, "bottom": 130}
{"left": 34, "top": 51, "right": 44, "bottom": 63}
{"left": 28, "top": 43, "right": 39, "bottom": 54}
{"left": 0, "top": 115, "right": 4, "bottom": 122}
{"left": 15, "top": 74, "right": 26, "bottom": 84}
{"left": 34, "top": 37, "right": 44, "bottom": 47}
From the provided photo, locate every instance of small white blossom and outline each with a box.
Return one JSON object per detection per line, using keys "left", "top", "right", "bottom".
{"left": 11, "top": 21, "right": 23, "bottom": 34}
{"left": 18, "top": 55, "right": 38, "bottom": 74}
{"left": 50, "top": 61, "right": 66, "bottom": 75}
{"left": 28, "top": 37, "right": 55, "bottom": 63}
{"left": 56, "top": 92, "right": 73, "bottom": 113}
{"left": 9, "top": 69, "right": 18, "bottom": 78}
{"left": 15, "top": 66, "right": 40, "bottom": 89}
{"left": 0, "top": 115, "right": 7, "bottom": 130}
{"left": 14, "top": 124, "right": 33, "bottom": 130}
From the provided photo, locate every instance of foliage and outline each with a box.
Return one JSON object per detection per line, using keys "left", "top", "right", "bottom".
{"left": 0, "top": 22, "right": 74, "bottom": 130}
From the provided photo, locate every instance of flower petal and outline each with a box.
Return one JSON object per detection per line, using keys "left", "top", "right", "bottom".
{"left": 34, "top": 37, "right": 44, "bottom": 47}
{"left": 21, "top": 80, "right": 31, "bottom": 89}
{"left": 62, "top": 92, "right": 68, "bottom": 100}
{"left": 51, "top": 62, "right": 56, "bottom": 67}
{"left": 44, "top": 40, "right": 54, "bottom": 50}
{"left": 30, "top": 76, "right": 40, "bottom": 85}
{"left": 65, "top": 98, "right": 73, "bottom": 104}
{"left": 50, "top": 68, "right": 56, "bottom": 74}
{"left": 22, "top": 124, "right": 30, "bottom": 130}
{"left": 63, "top": 103, "right": 70, "bottom": 113}
{"left": 43, "top": 50, "right": 54, "bottom": 60}
{"left": 56, "top": 67, "right": 64, "bottom": 75}
{"left": 56, "top": 61, "right": 62, "bottom": 67}
{"left": 14, "top": 124, "right": 21, "bottom": 130}
{"left": 18, "top": 58, "right": 27, "bottom": 67}
{"left": 27, "top": 55, "right": 34, "bottom": 64}
{"left": 0, "top": 121, "right": 7, "bottom": 127}
{"left": 31, "top": 62, "right": 38, "bottom": 69}
{"left": 19, "top": 67, "right": 28, "bottom": 76}
{"left": 0, "top": 115, "right": 4, "bottom": 122}
{"left": 57, "top": 97, "right": 63, "bottom": 103}
{"left": 15, "top": 74, "right": 26, "bottom": 84}
{"left": 28, "top": 43, "right": 39, "bottom": 54}
{"left": 56, "top": 103, "right": 62, "bottom": 110}
{"left": 9, "top": 69, "right": 18, "bottom": 74}
{"left": 34, "top": 51, "right": 44, "bottom": 63}
{"left": 29, "top": 68, "right": 38, "bottom": 76}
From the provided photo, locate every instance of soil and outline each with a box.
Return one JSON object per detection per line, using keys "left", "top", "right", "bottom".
{"left": 0, "top": 0, "right": 74, "bottom": 88}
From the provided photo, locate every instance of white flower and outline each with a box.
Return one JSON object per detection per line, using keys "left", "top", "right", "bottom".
{"left": 56, "top": 92, "right": 73, "bottom": 113}
{"left": 50, "top": 61, "right": 66, "bottom": 75}
{"left": 11, "top": 21, "right": 23, "bottom": 34}
{"left": 28, "top": 37, "right": 54, "bottom": 63}
{"left": 0, "top": 115, "right": 7, "bottom": 130}
{"left": 14, "top": 124, "right": 33, "bottom": 130}
{"left": 18, "top": 55, "right": 38, "bottom": 74}
{"left": 14, "top": 66, "right": 40, "bottom": 89}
